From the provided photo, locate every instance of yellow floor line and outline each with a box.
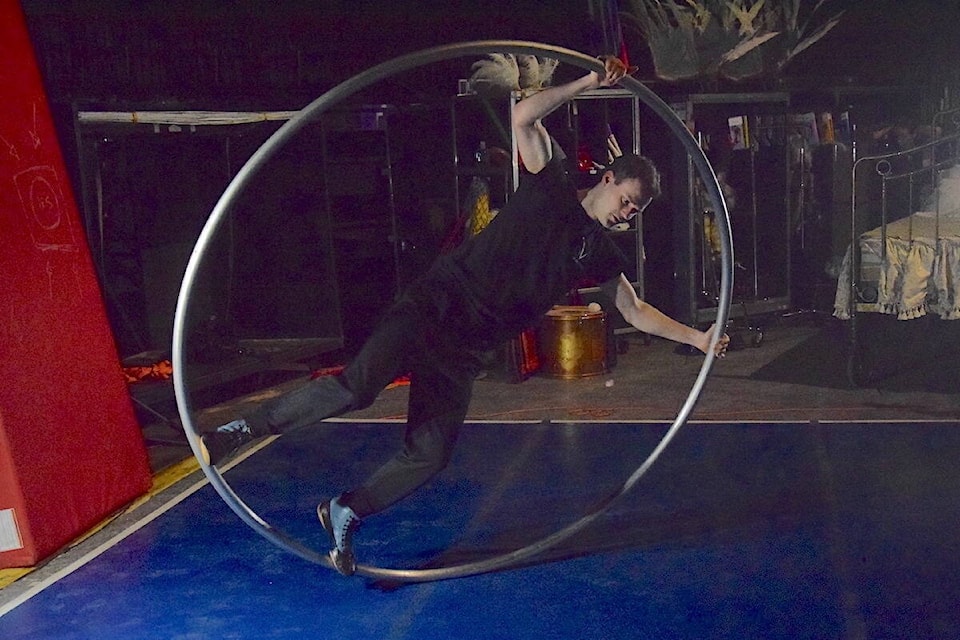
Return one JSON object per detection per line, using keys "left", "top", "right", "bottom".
{"left": 0, "top": 568, "right": 31, "bottom": 590}
{"left": 0, "top": 454, "right": 199, "bottom": 591}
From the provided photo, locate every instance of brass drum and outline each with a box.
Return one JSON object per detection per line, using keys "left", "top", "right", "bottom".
{"left": 538, "top": 305, "right": 608, "bottom": 379}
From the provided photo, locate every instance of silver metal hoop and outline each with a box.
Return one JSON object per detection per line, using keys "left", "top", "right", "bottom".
{"left": 173, "top": 40, "right": 733, "bottom": 583}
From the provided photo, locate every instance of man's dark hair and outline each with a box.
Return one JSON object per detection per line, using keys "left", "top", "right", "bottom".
{"left": 607, "top": 153, "right": 661, "bottom": 200}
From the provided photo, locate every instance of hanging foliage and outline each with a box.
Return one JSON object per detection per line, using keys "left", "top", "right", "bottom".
{"left": 621, "top": 0, "right": 845, "bottom": 81}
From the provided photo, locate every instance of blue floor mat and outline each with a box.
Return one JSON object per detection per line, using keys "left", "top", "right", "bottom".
{"left": 2, "top": 420, "right": 958, "bottom": 639}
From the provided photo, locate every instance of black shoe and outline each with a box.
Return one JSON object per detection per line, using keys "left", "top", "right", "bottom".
{"left": 318, "top": 498, "right": 361, "bottom": 576}
{"left": 199, "top": 419, "right": 259, "bottom": 467}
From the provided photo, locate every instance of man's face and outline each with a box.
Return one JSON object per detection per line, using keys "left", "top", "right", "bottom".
{"left": 595, "top": 173, "right": 650, "bottom": 229}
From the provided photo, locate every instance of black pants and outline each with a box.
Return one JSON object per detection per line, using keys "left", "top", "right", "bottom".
{"left": 249, "top": 294, "right": 482, "bottom": 519}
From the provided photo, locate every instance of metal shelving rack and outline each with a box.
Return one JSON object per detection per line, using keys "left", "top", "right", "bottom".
{"left": 73, "top": 109, "right": 345, "bottom": 419}
{"left": 669, "top": 92, "right": 793, "bottom": 329}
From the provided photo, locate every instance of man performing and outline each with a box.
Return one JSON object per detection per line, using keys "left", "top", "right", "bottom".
{"left": 200, "top": 55, "right": 729, "bottom": 576}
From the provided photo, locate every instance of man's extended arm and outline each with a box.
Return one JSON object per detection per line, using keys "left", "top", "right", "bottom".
{"left": 602, "top": 274, "right": 729, "bottom": 357}
{"left": 512, "top": 57, "right": 629, "bottom": 175}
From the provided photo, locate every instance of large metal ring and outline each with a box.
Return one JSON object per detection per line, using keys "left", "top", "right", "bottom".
{"left": 173, "top": 40, "right": 733, "bottom": 583}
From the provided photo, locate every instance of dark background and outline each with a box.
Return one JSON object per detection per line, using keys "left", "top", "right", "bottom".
{"left": 20, "top": 0, "right": 960, "bottom": 112}
{"left": 16, "top": 0, "right": 960, "bottom": 360}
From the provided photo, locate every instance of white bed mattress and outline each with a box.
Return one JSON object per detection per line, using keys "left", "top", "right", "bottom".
{"left": 834, "top": 210, "right": 960, "bottom": 320}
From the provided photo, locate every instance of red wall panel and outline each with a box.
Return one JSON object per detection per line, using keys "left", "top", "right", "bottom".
{"left": 0, "top": 0, "right": 152, "bottom": 567}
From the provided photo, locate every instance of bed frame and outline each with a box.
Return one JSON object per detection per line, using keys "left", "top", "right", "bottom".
{"left": 836, "top": 106, "right": 960, "bottom": 385}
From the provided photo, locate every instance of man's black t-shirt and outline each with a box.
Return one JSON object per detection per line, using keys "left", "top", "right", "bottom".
{"left": 416, "top": 159, "right": 628, "bottom": 349}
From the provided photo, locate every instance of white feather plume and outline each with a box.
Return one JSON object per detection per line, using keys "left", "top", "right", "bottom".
{"left": 535, "top": 56, "right": 559, "bottom": 88}
{"left": 516, "top": 55, "right": 540, "bottom": 90}
{"left": 469, "top": 53, "right": 559, "bottom": 96}
{"left": 469, "top": 53, "right": 520, "bottom": 94}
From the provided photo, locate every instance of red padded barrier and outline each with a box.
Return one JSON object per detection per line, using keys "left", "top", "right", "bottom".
{"left": 0, "top": 0, "right": 152, "bottom": 568}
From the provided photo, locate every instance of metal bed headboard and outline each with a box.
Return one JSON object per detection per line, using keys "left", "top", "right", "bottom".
{"left": 848, "top": 106, "right": 960, "bottom": 307}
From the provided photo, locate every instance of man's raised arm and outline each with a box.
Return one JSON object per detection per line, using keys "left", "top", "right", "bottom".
{"left": 512, "top": 56, "right": 630, "bottom": 175}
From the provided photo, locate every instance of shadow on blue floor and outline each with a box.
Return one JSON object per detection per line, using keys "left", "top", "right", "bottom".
{"left": 2, "top": 420, "right": 959, "bottom": 639}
